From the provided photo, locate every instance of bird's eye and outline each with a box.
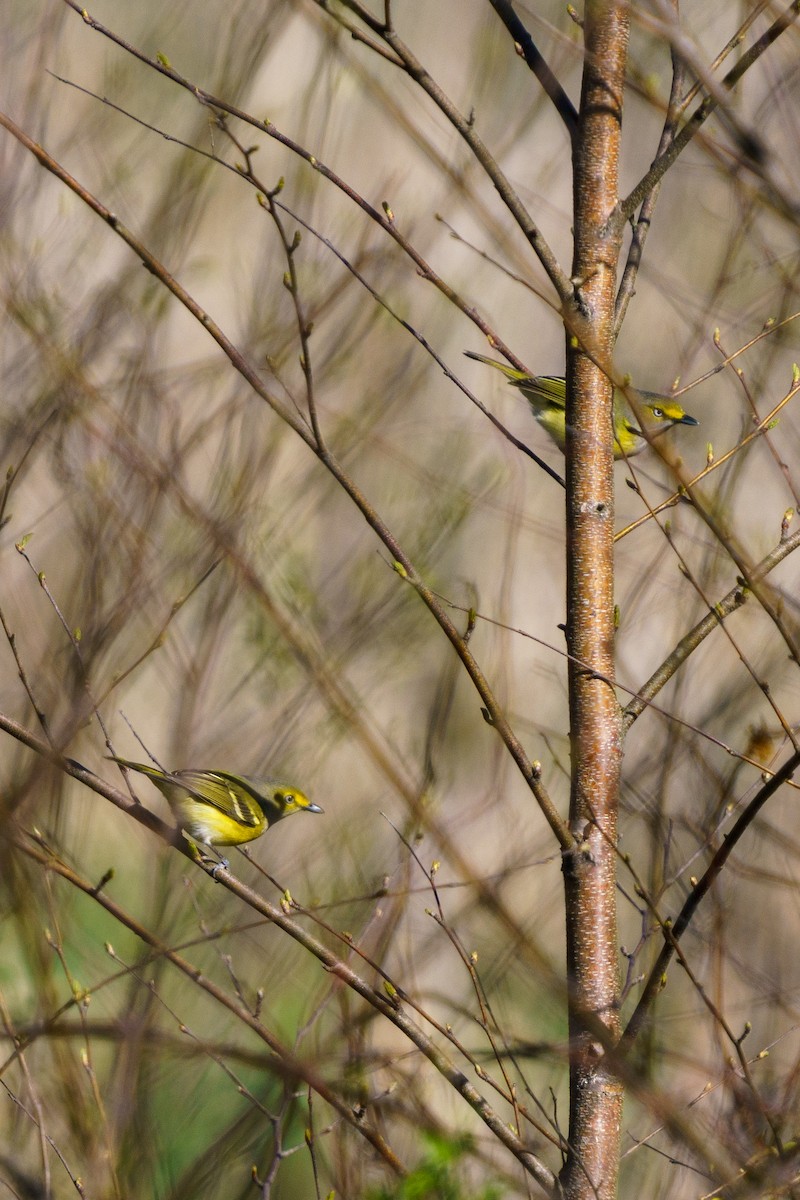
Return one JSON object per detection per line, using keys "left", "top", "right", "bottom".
{"left": 651, "top": 407, "right": 664, "bottom": 418}
{"left": 284, "top": 792, "right": 295, "bottom": 804}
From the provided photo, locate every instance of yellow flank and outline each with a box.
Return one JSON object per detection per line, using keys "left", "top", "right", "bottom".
{"left": 109, "top": 756, "right": 322, "bottom": 848}
{"left": 464, "top": 351, "right": 698, "bottom": 458}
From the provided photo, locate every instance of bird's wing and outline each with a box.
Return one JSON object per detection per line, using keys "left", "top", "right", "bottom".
{"left": 173, "top": 769, "right": 263, "bottom": 827}
{"left": 518, "top": 376, "right": 567, "bottom": 412}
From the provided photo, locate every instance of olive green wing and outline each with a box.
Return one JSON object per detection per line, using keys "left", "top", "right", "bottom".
{"left": 172, "top": 769, "right": 264, "bottom": 829}
{"left": 514, "top": 375, "right": 567, "bottom": 412}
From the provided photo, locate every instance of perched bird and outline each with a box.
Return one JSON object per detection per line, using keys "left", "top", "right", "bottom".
{"left": 464, "top": 350, "right": 698, "bottom": 458}
{"left": 109, "top": 756, "right": 322, "bottom": 856}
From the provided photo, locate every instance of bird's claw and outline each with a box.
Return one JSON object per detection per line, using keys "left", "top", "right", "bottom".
{"left": 207, "top": 856, "right": 230, "bottom": 879}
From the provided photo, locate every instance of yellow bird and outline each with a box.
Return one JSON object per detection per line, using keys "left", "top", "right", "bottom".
{"left": 109, "top": 756, "right": 322, "bottom": 855}
{"left": 465, "top": 351, "right": 698, "bottom": 458}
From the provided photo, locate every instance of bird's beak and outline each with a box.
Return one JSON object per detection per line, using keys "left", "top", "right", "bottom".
{"left": 307, "top": 803, "right": 324, "bottom": 814}
{"left": 676, "top": 414, "right": 699, "bottom": 426}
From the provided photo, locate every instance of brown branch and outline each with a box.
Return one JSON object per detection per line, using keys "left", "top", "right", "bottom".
{"left": 615, "top": 370, "right": 800, "bottom": 543}
{"left": 621, "top": 748, "right": 800, "bottom": 1049}
{"left": 560, "top": 4, "right": 629, "bottom": 1196}
{"left": 6, "top": 835, "right": 408, "bottom": 1177}
{"left": 379, "top": 16, "right": 574, "bottom": 306}
{"left": 622, "top": 527, "right": 800, "bottom": 735}
{"left": 46, "top": 65, "right": 565, "bottom": 492}
{"left": 0, "top": 107, "right": 571, "bottom": 854}
{"left": 615, "top": 853, "right": 786, "bottom": 1154}
{"left": 328, "top": 0, "right": 575, "bottom": 300}
{"left": 487, "top": 0, "right": 579, "bottom": 141}
{"left": 6, "top": 821, "right": 563, "bottom": 1196}
{"left": 61, "top": 0, "right": 574, "bottom": 312}
{"left": 614, "top": 1, "right": 687, "bottom": 334}
{"left": 615, "top": 0, "right": 800, "bottom": 229}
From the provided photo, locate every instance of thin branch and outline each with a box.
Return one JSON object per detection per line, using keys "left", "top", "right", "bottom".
{"left": 435, "top": 585, "right": 800, "bottom": 783}
{"left": 615, "top": 853, "right": 787, "bottom": 1154}
{"left": 61, "top": 0, "right": 575, "bottom": 316}
{"left": 714, "top": 329, "right": 800, "bottom": 508}
{"left": 614, "top": 1, "right": 687, "bottom": 334}
{"left": 621, "top": 748, "right": 800, "bottom": 1048}
{"left": 10, "top": 830, "right": 563, "bottom": 1196}
{"left": 379, "top": 18, "right": 574, "bottom": 306}
{"left": 326, "top": 0, "right": 576, "bottom": 299}
{"left": 622, "top": 527, "right": 800, "bottom": 733}
{"left": 0, "top": 108, "right": 570, "bottom": 851}
{"left": 46, "top": 65, "right": 564, "bottom": 491}
{"left": 675, "top": 0, "right": 774, "bottom": 116}
{"left": 614, "top": 369, "right": 800, "bottom": 541}
{"left": 0, "top": 601, "right": 53, "bottom": 745}
{"left": 7, "top": 834, "right": 408, "bottom": 1177}
{"left": 487, "top": 0, "right": 579, "bottom": 141}
{"left": 615, "top": 1, "right": 800, "bottom": 229}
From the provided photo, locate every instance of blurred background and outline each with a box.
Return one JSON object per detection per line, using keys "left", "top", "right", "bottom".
{"left": 1, "top": 1, "right": 800, "bottom": 1196}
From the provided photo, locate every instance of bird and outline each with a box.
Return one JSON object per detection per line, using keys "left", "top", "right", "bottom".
{"left": 108, "top": 756, "right": 322, "bottom": 860}
{"left": 464, "top": 350, "right": 698, "bottom": 458}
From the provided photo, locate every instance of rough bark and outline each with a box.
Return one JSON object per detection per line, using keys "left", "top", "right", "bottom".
{"left": 560, "top": 3, "right": 630, "bottom": 1197}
